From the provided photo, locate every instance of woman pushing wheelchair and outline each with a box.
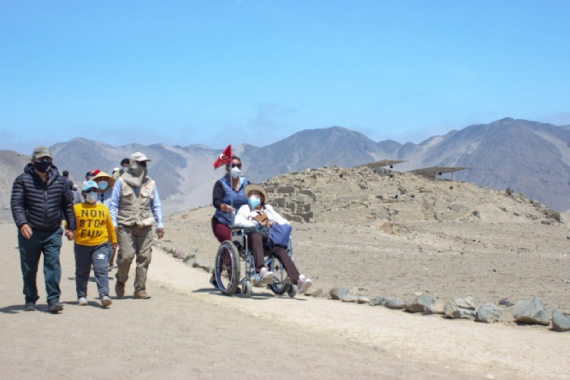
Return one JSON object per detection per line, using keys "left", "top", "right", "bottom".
{"left": 234, "top": 184, "right": 312, "bottom": 294}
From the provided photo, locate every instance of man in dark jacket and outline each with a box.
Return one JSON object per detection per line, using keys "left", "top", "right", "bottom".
{"left": 11, "top": 146, "right": 77, "bottom": 313}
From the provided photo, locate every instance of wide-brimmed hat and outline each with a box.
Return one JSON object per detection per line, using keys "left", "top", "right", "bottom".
{"left": 82, "top": 180, "right": 99, "bottom": 192}
{"left": 131, "top": 152, "right": 151, "bottom": 162}
{"left": 92, "top": 170, "right": 116, "bottom": 188}
{"left": 244, "top": 184, "right": 268, "bottom": 202}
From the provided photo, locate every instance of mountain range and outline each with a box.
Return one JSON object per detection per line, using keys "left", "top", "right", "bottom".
{"left": 1, "top": 117, "right": 569, "bottom": 220}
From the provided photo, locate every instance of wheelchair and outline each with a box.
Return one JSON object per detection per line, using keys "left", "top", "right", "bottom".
{"left": 213, "top": 227, "right": 298, "bottom": 298}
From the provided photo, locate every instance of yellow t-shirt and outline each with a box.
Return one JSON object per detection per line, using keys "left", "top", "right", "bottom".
{"left": 73, "top": 202, "right": 117, "bottom": 246}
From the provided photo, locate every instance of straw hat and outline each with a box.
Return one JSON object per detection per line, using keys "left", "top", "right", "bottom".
{"left": 92, "top": 170, "right": 116, "bottom": 188}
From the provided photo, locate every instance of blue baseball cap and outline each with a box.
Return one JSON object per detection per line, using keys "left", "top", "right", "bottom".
{"left": 82, "top": 180, "right": 99, "bottom": 192}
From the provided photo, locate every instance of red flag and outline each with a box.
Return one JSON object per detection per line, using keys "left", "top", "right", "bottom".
{"left": 213, "top": 145, "right": 232, "bottom": 169}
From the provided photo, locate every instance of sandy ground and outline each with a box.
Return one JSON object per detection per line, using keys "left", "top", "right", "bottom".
{"left": 1, "top": 214, "right": 570, "bottom": 380}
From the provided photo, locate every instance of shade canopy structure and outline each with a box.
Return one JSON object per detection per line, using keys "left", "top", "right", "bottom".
{"left": 408, "top": 166, "right": 470, "bottom": 180}
{"left": 355, "top": 159, "right": 406, "bottom": 170}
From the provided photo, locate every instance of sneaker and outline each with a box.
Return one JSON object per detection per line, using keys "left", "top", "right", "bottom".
{"left": 297, "top": 274, "right": 313, "bottom": 294}
{"left": 115, "top": 280, "right": 125, "bottom": 298}
{"left": 48, "top": 299, "right": 63, "bottom": 313}
{"left": 101, "top": 295, "right": 112, "bottom": 307}
{"left": 77, "top": 297, "right": 88, "bottom": 306}
{"left": 23, "top": 302, "right": 36, "bottom": 311}
{"left": 134, "top": 291, "right": 151, "bottom": 299}
{"left": 209, "top": 275, "right": 218, "bottom": 289}
{"left": 258, "top": 267, "right": 274, "bottom": 285}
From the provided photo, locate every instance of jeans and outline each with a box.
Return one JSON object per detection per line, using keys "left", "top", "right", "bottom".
{"left": 18, "top": 227, "right": 63, "bottom": 303}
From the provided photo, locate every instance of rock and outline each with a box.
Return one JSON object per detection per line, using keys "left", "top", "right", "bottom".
{"left": 552, "top": 309, "right": 570, "bottom": 332}
{"left": 385, "top": 299, "right": 405, "bottom": 310}
{"left": 172, "top": 249, "right": 186, "bottom": 260}
{"left": 405, "top": 294, "right": 435, "bottom": 313}
{"left": 357, "top": 296, "right": 370, "bottom": 304}
{"left": 444, "top": 297, "right": 476, "bottom": 319}
{"left": 476, "top": 303, "right": 503, "bottom": 323}
{"left": 192, "top": 259, "right": 212, "bottom": 273}
{"left": 313, "top": 288, "right": 329, "bottom": 298}
{"left": 303, "top": 288, "right": 316, "bottom": 296}
{"left": 369, "top": 296, "right": 388, "bottom": 306}
{"left": 424, "top": 301, "right": 445, "bottom": 315}
{"left": 341, "top": 295, "right": 359, "bottom": 303}
{"left": 182, "top": 252, "right": 196, "bottom": 263}
{"left": 512, "top": 297, "right": 550, "bottom": 326}
{"left": 329, "top": 287, "right": 351, "bottom": 300}
{"left": 185, "top": 257, "right": 196, "bottom": 267}
{"left": 498, "top": 298, "right": 514, "bottom": 307}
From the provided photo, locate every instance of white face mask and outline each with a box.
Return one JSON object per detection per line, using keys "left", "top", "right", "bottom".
{"left": 85, "top": 192, "right": 98, "bottom": 204}
{"left": 230, "top": 167, "right": 241, "bottom": 179}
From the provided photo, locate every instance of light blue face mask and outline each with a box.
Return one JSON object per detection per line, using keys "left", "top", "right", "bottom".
{"left": 98, "top": 181, "right": 108, "bottom": 191}
{"left": 248, "top": 195, "right": 260, "bottom": 209}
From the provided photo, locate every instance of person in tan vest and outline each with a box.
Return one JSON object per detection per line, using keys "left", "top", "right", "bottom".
{"left": 108, "top": 152, "right": 164, "bottom": 299}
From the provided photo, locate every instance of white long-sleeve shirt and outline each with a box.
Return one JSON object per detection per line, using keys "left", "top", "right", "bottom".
{"left": 234, "top": 204, "right": 290, "bottom": 228}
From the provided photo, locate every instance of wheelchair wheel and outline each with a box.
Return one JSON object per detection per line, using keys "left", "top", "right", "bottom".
{"left": 241, "top": 280, "right": 252, "bottom": 298}
{"left": 214, "top": 241, "right": 240, "bottom": 295}
{"left": 287, "top": 284, "right": 297, "bottom": 298}
{"left": 267, "top": 256, "right": 291, "bottom": 295}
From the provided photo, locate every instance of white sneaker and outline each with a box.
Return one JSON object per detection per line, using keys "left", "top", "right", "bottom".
{"left": 77, "top": 297, "right": 88, "bottom": 306}
{"left": 297, "top": 275, "right": 312, "bottom": 294}
{"left": 101, "top": 295, "right": 112, "bottom": 307}
{"left": 258, "top": 267, "right": 274, "bottom": 284}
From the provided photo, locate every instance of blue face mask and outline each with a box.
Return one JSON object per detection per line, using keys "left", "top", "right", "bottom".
{"left": 98, "top": 181, "right": 108, "bottom": 191}
{"left": 248, "top": 196, "right": 260, "bottom": 209}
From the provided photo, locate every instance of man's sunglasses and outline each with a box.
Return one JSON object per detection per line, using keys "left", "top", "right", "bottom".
{"left": 231, "top": 163, "right": 242, "bottom": 168}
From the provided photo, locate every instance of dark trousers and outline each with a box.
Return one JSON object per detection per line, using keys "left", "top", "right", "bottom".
{"left": 74, "top": 243, "right": 110, "bottom": 298}
{"left": 249, "top": 232, "right": 300, "bottom": 282}
{"left": 18, "top": 227, "right": 63, "bottom": 304}
{"left": 211, "top": 219, "right": 231, "bottom": 243}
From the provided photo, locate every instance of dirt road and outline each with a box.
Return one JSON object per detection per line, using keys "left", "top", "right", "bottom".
{"left": 0, "top": 222, "right": 568, "bottom": 380}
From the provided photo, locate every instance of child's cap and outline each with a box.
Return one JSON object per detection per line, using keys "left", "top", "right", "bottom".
{"left": 82, "top": 180, "right": 99, "bottom": 192}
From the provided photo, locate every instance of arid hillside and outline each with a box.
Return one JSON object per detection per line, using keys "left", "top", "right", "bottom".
{"left": 165, "top": 166, "right": 570, "bottom": 317}
{"left": 262, "top": 165, "right": 562, "bottom": 225}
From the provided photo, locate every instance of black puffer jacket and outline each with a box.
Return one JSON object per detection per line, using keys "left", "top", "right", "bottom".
{"left": 11, "top": 163, "right": 77, "bottom": 231}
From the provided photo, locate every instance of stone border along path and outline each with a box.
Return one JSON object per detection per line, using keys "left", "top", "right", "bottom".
{"left": 151, "top": 243, "right": 570, "bottom": 379}
{"left": 162, "top": 241, "right": 570, "bottom": 332}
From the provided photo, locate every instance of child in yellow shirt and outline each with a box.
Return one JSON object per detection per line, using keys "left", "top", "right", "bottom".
{"left": 73, "top": 181, "right": 117, "bottom": 307}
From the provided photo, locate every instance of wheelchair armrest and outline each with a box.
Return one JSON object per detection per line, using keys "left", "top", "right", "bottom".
{"left": 240, "top": 226, "right": 262, "bottom": 235}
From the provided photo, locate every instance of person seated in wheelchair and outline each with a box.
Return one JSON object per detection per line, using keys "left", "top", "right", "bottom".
{"left": 233, "top": 184, "right": 313, "bottom": 293}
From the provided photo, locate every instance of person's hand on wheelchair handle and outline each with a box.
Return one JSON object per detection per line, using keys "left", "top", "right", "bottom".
{"left": 221, "top": 203, "right": 235, "bottom": 214}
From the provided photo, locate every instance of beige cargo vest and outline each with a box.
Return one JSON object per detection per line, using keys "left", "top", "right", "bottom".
{"left": 116, "top": 176, "right": 156, "bottom": 227}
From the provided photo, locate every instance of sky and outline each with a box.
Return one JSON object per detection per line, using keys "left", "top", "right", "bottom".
{"left": 1, "top": 0, "right": 569, "bottom": 155}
